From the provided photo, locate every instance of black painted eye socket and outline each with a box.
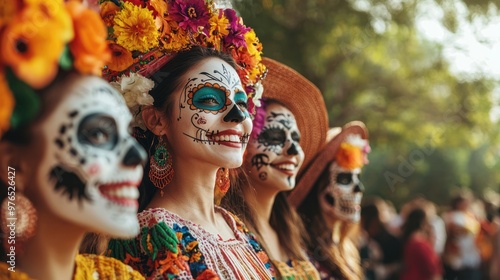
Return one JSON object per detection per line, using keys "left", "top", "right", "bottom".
{"left": 291, "top": 131, "right": 300, "bottom": 142}
{"left": 258, "top": 127, "right": 286, "bottom": 146}
{"left": 78, "top": 113, "right": 118, "bottom": 150}
{"left": 336, "top": 173, "right": 353, "bottom": 185}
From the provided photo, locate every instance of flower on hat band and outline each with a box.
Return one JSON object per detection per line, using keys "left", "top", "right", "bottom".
{"left": 335, "top": 134, "right": 370, "bottom": 170}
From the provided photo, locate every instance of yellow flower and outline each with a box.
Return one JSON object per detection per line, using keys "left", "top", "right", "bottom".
{"left": 244, "top": 29, "right": 261, "bottom": 59}
{"left": 0, "top": 68, "right": 14, "bottom": 138}
{"left": 160, "top": 19, "right": 190, "bottom": 52}
{"left": 113, "top": 2, "right": 159, "bottom": 52}
{"left": 206, "top": 12, "right": 229, "bottom": 49}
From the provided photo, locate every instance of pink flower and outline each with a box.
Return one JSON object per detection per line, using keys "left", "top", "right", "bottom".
{"left": 169, "top": 0, "right": 210, "bottom": 33}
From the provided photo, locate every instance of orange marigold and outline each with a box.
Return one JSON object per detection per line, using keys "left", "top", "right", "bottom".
{"left": 1, "top": 0, "right": 73, "bottom": 89}
{"left": 0, "top": 69, "right": 14, "bottom": 138}
{"left": 107, "top": 42, "right": 134, "bottom": 72}
{"left": 67, "top": 0, "right": 110, "bottom": 76}
{"left": 100, "top": 1, "right": 120, "bottom": 27}
{"left": 335, "top": 142, "right": 364, "bottom": 170}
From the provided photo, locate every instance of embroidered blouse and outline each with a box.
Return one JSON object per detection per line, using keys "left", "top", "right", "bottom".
{"left": 108, "top": 206, "right": 275, "bottom": 279}
{"left": 272, "top": 259, "right": 321, "bottom": 280}
{"left": 0, "top": 254, "right": 144, "bottom": 280}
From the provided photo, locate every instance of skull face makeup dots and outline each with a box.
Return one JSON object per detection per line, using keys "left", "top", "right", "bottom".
{"left": 321, "top": 163, "right": 364, "bottom": 223}
{"left": 35, "top": 74, "right": 146, "bottom": 238}
{"left": 246, "top": 102, "right": 304, "bottom": 191}
{"left": 170, "top": 57, "right": 253, "bottom": 169}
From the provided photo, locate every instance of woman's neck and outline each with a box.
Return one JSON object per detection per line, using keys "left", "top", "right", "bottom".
{"left": 19, "top": 210, "right": 84, "bottom": 279}
{"left": 148, "top": 160, "right": 219, "bottom": 228}
{"left": 246, "top": 179, "right": 279, "bottom": 228}
{"left": 244, "top": 180, "right": 289, "bottom": 261}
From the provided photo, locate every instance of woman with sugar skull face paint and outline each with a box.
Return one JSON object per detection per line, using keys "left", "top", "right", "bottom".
{"left": 289, "top": 122, "right": 370, "bottom": 280}
{"left": 221, "top": 57, "right": 329, "bottom": 279}
{"left": 98, "top": 1, "right": 274, "bottom": 278}
{"left": 0, "top": 1, "right": 146, "bottom": 279}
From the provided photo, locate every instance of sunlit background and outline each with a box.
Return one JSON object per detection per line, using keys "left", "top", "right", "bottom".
{"left": 233, "top": 0, "right": 500, "bottom": 209}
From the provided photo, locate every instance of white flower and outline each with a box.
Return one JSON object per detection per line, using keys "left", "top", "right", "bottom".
{"left": 252, "top": 81, "right": 264, "bottom": 107}
{"left": 111, "top": 73, "right": 155, "bottom": 108}
{"left": 111, "top": 73, "right": 155, "bottom": 128}
{"left": 345, "top": 134, "right": 367, "bottom": 149}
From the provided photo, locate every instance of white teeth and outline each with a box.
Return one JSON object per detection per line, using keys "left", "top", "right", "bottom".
{"left": 210, "top": 134, "right": 241, "bottom": 142}
{"left": 104, "top": 187, "right": 139, "bottom": 199}
{"left": 277, "top": 164, "right": 295, "bottom": 171}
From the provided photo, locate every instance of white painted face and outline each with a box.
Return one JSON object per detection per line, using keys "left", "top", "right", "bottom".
{"left": 35, "top": 74, "right": 146, "bottom": 238}
{"left": 245, "top": 103, "right": 305, "bottom": 191}
{"left": 319, "top": 162, "right": 364, "bottom": 223}
{"left": 169, "top": 57, "right": 252, "bottom": 168}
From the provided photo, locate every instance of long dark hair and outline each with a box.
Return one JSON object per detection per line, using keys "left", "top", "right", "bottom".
{"left": 80, "top": 47, "right": 238, "bottom": 254}
{"left": 136, "top": 46, "right": 237, "bottom": 212}
{"left": 221, "top": 99, "right": 309, "bottom": 273}
{"left": 401, "top": 207, "right": 428, "bottom": 244}
{"left": 298, "top": 167, "right": 362, "bottom": 280}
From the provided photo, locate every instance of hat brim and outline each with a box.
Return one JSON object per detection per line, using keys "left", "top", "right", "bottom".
{"left": 261, "top": 57, "right": 328, "bottom": 168}
{"left": 288, "top": 121, "right": 368, "bottom": 208}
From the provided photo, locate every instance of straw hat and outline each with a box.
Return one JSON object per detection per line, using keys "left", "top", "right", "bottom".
{"left": 261, "top": 57, "right": 329, "bottom": 168}
{"left": 288, "top": 121, "right": 369, "bottom": 208}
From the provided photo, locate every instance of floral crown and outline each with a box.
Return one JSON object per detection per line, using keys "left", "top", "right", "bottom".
{"left": 100, "top": 0, "right": 266, "bottom": 122}
{"left": 0, "top": 0, "right": 110, "bottom": 139}
{"left": 335, "top": 134, "right": 371, "bottom": 170}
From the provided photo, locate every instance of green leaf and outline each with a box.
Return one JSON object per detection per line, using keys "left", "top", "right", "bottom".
{"left": 59, "top": 45, "right": 73, "bottom": 71}
{"left": 6, "top": 68, "right": 40, "bottom": 129}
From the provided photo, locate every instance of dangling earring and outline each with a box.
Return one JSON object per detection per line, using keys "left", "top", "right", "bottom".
{"left": 149, "top": 136, "right": 174, "bottom": 197}
{"left": 214, "top": 167, "right": 230, "bottom": 205}
{"left": 1, "top": 192, "right": 37, "bottom": 253}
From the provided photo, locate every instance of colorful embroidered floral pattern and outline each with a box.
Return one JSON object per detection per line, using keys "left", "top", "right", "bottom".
{"left": 110, "top": 207, "right": 275, "bottom": 279}
{"left": 100, "top": 0, "right": 266, "bottom": 115}
{"left": 108, "top": 219, "right": 188, "bottom": 279}
{"left": 0, "top": 0, "right": 110, "bottom": 138}
{"left": 0, "top": 254, "right": 144, "bottom": 280}
{"left": 226, "top": 212, "right": 275, "bottom": 275}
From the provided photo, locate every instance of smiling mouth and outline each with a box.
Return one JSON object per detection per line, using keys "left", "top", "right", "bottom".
{"left": 337, "top": 198, "right": 361, "bottom": 214}
{"left": 99, "top": 181, "right": 140, "bottom": 207}
{"left": 270, "top": 162, "right": 297, "bottom": 176}
{"left": 207, "top": 131, "right": 249, "bottom": 148}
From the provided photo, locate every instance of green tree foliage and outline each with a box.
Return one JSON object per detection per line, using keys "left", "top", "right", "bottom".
{"left": 236, "top": 0, "right": 500, "bottom": 207}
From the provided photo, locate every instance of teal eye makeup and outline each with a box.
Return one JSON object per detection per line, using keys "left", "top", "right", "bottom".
{"left": 234, "top": 91, "right": 250, "bottom": 116}
{"left": 192, "top": 86, "right": 227, "bottom": 111}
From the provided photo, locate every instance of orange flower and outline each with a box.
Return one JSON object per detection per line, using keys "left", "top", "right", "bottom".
{"left": 1, "top": 0, "right": 73, "bottom": 89}
{"left": 107, "top": 42, "right": 134, "bottom": 72}
{"left": 67, "top": 0, "right": 110, "bottom": 76}
{"left": 0, "top": 68, "right": 14, "bottom": 138}
{"left": 100, "top": 1, "right": 120, "bottom": 27}
{"left": 335, "top": 142, "right": 364, "bottom": 170}
{"left": 0, "top": 0, "right": 21, "bottom": 27}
